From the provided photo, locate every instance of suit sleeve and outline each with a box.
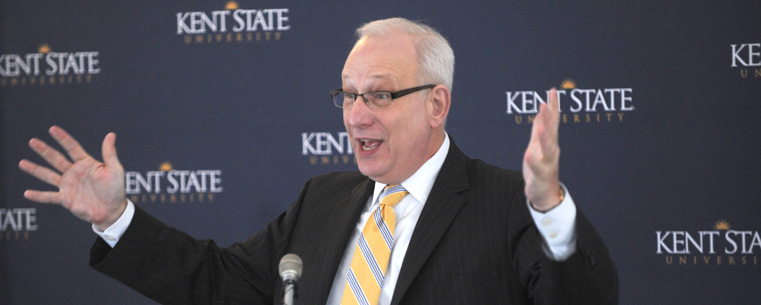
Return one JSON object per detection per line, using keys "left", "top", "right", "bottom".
{"left": 528, "top": 210, "right": 619, "bottom": 304}
{"left": 88, "top": 178, "right": 316, "bottom": 305}
{"left": 509, "top": 180, "right": 619, "bottom": 305}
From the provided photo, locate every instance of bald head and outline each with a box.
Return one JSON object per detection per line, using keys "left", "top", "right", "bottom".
{"left": 355, "top": 18, "right": 455, "bottom": 91}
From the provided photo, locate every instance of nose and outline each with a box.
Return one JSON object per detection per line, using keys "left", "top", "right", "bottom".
{"left": 345, "top": 96, "right": 374, "bottom": 128}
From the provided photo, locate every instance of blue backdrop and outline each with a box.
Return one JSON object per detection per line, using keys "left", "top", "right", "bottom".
{"left": 2, "top": 1, "right": 760, "bottom": 304}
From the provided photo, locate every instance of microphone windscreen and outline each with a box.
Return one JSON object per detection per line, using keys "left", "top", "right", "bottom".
{"left": 279, "top": 253, "right": 303, "bottom": 281}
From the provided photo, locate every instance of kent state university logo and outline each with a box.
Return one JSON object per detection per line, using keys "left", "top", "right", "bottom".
{"left": 0, "top": 44, "right": 100, "bottom": 87}
{"left": 176, "top": 1, "right": 290, "bottom": 45}
{"left": 656, "top": 220, "right": 761, "bottom": 267}
{"left": 302, "top": 131, "right": 357, "bottom": 166}
{"left": 505, "top": 79, "right": 635, "bottom": 125}
{"left": 731, "top": 42, "right": 761, "bottom": 79}
{"left": 125, "top": 162, "right": 223, "bottom": 204}
{"left": 0, "top": 207, "right": 38, "bottom": 241}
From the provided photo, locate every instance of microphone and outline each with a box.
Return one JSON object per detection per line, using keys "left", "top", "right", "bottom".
{"left": 279, "top": 253, "right": 303, "bottom": 305}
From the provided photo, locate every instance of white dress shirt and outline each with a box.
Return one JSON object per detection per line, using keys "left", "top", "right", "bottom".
{"left": 94, "top": 134, "right": 577, "bottom": 305}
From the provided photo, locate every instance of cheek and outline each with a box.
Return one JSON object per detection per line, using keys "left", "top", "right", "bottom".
{"left": 342, "top": 110, "right": 350, "bottom": 126}
{"left": 343, "top": 113, "right": 356, "bottom": 135}
{"left": 400, "top": 106, "right": 429, "bottom": 132}
{"left": 390, "top": 112, "right": 428, "bottom": 148}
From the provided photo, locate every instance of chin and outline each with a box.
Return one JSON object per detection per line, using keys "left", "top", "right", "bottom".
{"left": 356, "top": 161, "right": 386, "bottom": 181}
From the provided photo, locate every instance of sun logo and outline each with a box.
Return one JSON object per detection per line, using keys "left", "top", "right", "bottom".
{"left": 159, "top": 162, "right": 173, "bottom": 172}
{"left": 714, "top": 219, "right": 731, "bottom": 230}
{"left": 38, "top": 44, "right": 51, "bottom": 54}
{"left": 560, "top": 79, "right": 576, "bottom": 89}
{"left": 225, "top": 1, "right": 239, "bottom": 10}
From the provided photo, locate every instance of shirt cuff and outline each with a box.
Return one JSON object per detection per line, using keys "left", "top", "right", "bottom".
{"left": 527, "top": 183, "right": 577, "bottom": 261}
{"left": 91, "top": 199, "right": 135, "bottom": 248}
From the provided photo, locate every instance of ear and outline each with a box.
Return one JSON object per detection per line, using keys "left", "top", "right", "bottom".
{"left": 427, "top": 84, "right": 451, "bottom": 129}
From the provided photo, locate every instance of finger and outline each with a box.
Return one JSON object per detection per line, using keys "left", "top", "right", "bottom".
{"left": 547, "top": 88, "right": 559, "bottom": 112}
{"left": 537, "top": 92, "right": 557, "bottom": 135}
{"left": 102, "top": 132, "right": 122, "bottom": 169}
{"left": 49, "top": 125, "right": 93, "bottom": 162}
{"left": 546, "top": 88, "right": 560, "bottom": 135}
{"left": 524, "top": 144, "right": 543, "bottom": 174}
{"left": 19, "top": 159, "right": 63, "bottom": 187}
{"left": 529, "top": 101, "right": 546, "bottom": 143}
{"left": 23, "top": 189, "right": 61, "bottom": 204}
{"left": 536, "top": 104, "right": 556, "bottom": 151}
{"left": 536, "top": 89, "right": 560, "bottom": 155}
{"left": 28, "top": 137, "right": 73, "bottom": 173}
{"left": 529, "top": 106, "right": 550, "bottom": 156}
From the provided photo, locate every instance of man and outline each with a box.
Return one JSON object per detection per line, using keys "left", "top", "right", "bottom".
{"left": 19, "top": 18, "right": 618, "bottom": 304}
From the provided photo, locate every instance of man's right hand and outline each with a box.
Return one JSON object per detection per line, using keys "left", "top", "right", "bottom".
{"left": 19, "top": 126, "right": 128, "bottom": 231}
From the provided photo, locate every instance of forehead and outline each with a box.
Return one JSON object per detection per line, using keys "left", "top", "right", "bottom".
{"left": 341, "top": 34, "right": 418, "bottom": 89}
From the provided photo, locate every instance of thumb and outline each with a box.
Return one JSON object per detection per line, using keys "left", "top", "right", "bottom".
{"left": 102, "top": 132, "right": 122, "bottom": 168}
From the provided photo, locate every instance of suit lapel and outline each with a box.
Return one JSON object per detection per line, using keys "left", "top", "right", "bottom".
{"left": 311, "top": 177, "right": 374, "bottom": 304}
{"left": 390, "top": 141, "right": 471, "bottom": 305}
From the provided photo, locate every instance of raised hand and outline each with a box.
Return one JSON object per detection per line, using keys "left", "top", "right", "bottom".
{"left": 18, "top": 126, "right": 127, "bottom": 230}
{"left": 523, "top": 88, "right": 562, "bottom": 212}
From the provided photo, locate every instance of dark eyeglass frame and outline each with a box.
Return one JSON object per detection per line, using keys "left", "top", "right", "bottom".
{"left": 330, "top": 84, "right": 436, "bottom": 108}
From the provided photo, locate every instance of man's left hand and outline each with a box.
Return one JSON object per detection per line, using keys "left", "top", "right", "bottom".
{"left": 523, "top": 88, "right": 562, "bottom": 212}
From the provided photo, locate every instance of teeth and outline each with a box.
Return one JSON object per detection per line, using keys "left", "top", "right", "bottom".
{"left": 360, "top": 139, "right": 380, "bottom": 151}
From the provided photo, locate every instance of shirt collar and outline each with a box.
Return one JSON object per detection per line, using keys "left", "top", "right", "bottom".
{"left": 370, "top": 133, "right": 450, "bottom": 208}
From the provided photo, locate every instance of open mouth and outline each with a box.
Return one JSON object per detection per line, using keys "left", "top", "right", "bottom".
{"left": 359, "top": 139, "right": 382, "bottom": 151}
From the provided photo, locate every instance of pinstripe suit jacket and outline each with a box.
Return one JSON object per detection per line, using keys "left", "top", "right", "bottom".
{"left": 90, "top": 141, "right": 618, "bottom": 305}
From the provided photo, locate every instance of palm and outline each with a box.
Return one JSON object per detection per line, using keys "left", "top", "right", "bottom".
{"left": 61, "top": 158, "right": 125, "bottom": 223}
{"left": 19, "top": 126, "right": 127, "bottom": 228}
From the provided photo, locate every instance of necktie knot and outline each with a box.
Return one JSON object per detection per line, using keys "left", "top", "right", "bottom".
{"left": 380, "top": 184, "right": 408, "bottom": 208}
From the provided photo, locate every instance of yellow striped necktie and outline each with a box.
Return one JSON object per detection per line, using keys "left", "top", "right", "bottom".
{"left": 341, "top": 184, "right": 409, "bottom": 305}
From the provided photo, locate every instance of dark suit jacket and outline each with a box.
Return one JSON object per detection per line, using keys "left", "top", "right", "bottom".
{"left": 90, "top": 141, "right": 618, "bottom": 305}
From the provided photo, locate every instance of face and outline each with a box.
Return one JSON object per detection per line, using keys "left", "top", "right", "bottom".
{"left": 341, "top": 32, "right": 443, "bottom": 184}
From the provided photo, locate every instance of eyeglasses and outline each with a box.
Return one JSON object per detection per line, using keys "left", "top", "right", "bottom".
{"left": 330, "top": 84, "right": 436, "bottom": 108}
